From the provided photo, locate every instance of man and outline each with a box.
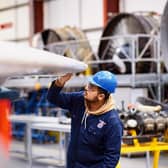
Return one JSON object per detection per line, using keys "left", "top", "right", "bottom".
{"left": 47, "top": 71, "right": 123, "bottom": 168}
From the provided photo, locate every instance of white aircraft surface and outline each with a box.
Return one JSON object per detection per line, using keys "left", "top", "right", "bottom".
{"left": 0, "top": 41, "right": 88, "bottom": 84}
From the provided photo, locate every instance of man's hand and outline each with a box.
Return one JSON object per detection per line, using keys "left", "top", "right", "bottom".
{"left": 55, "top": 73, "right": 73, "bottom": 87}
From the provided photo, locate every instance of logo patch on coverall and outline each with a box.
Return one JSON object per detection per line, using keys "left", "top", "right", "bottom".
{"left": 97, "top": 120, "right": 106, "bottom": 128}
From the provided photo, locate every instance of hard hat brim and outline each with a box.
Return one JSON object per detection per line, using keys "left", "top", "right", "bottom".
{"left": 89, "top": 77, "right": 108, "bottom": 92}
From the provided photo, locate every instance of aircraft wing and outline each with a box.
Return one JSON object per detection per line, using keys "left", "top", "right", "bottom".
{"left": 0, "top": 41, "right": 88, "bottom": 84}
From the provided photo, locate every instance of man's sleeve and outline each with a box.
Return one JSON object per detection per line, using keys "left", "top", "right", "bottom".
{"left": 102, "top": 119, "right": 123, "bottom": 168}
{"left": 47, "top": 80, "right": 81, "bottom": 110}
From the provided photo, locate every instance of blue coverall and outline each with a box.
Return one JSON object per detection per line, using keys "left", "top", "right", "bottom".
{"left": 47, "top": 81, "right": 123, "bottom": 168}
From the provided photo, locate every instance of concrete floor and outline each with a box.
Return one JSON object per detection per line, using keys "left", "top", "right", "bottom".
{"left": 7, "top": 140, "right": 168, "bottom": 168}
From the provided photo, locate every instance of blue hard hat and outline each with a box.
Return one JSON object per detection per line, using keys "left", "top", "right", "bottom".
{"left": 89, "top": 71, "right": 117, "bottom": 93}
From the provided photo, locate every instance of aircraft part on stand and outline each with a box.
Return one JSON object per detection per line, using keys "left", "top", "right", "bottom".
{"left": 32, "top": 26, "right": 94, "bottom": 64}
{"left": 161, "top": 0, "right": 168, "bottom": 71}
{"left": 119, "top": 97, "right": 168, "bottom": 144}
{"left": 98, "top": 13, "right": 160, "bottom": 73}
{"left": 136, "top": 96, "right": 168, "bottom": 111}
{"left": 31, "top": 29, "right": 61, "bottom": 50}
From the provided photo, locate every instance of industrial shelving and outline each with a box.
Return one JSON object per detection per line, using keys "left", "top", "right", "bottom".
{"left": 3, "top": 34, "right": 168, "bottom": 101}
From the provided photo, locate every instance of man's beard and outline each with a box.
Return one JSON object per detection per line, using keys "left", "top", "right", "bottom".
{"left": 85, "top": 96, "right": 99, "bottom": 104}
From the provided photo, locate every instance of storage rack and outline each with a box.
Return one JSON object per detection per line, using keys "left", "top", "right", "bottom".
{"left": 3, "top": 34, "right": 168, "bottom": 101}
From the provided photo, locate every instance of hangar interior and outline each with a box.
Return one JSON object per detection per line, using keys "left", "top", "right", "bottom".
{"left": 0, "top": 0, "right": 168, "bottom": 168}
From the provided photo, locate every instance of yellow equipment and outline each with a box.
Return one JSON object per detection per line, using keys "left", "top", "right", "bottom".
{"left": 117, "top": 129, "right": 168, "bottom": 168}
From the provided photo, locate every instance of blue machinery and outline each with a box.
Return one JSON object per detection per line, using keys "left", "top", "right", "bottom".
{"left": 12, "top": 88, "right": 57, "bottom": 143}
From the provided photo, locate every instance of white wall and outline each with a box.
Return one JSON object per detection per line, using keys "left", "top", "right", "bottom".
{"left": 0, "top": 0, "right": 15, "bottom": 8}
{"left": 114, "top": 87, "right": 148, "bottom": 109}
{"left": 0, "top": 0, "right": 30, "bottom": 41}
{"left": 0, "top": 6, "right": 30, "bottom": 41}
{"left": 0, "top": 0, "right": 28, "bottom": 8}
{"left": 44, "top": 0, "right": 103, "bottom": 39}
{"left": 0, "top": 9, "right": 16, "bottom": 40}
{"left": 44, "top": 0, "right": 81, "bottom": 29}
{"left": 80, "top": 0, "right": 103, "bottom": 29}
{"left": 0, "top": 0, "right": 168, "bottom": 42}
{"left": 120, "top": 0, "right": 167, "bottom": 14}
{"left": 44, "top": 0, "right": 103, "bottom": 29}
{"left": 15, "top": 6, "right": 30, "bottom": 39}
